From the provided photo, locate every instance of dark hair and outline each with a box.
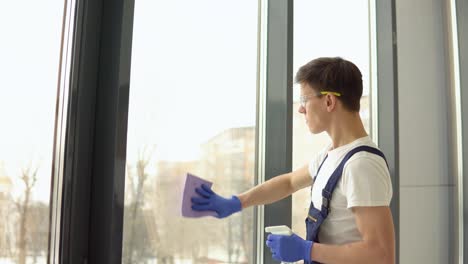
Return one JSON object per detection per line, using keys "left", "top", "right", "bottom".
{"left": 295, "top": 57, "right": 363, "bottom": 112}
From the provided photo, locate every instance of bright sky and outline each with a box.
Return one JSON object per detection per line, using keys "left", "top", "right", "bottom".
{"left": 0, "top": 1, "right": 63, "bottom": 202}
{"left": 293, "top": 0, "right": 370, "bottom": 97}
{"left": 126, "top": 0, "right": 259, "bottom": 163}
{"left": 0, "top": 0, "right": 369, "bottom": 203}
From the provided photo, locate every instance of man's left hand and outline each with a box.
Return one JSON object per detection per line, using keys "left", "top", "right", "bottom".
{"left": 265, "top": 233, "right": 313, "bottom": 262}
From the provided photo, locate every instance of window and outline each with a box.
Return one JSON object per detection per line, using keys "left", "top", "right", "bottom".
{"left": 122, "top": 1, "right": 258, "bottom": 263}
{"left": 0, "top": 1, "right": 65, "bottom": 263}
{"left": 292, "top": 0, "right": 373, "bottom": 237}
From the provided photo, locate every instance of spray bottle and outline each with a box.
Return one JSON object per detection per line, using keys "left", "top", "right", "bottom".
{"left": 265, "top": 225, "right": 294, "bottom": 264}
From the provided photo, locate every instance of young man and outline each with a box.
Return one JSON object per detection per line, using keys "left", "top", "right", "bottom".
{"left": 191, "top": 57, "right": 395, "bottom": 263}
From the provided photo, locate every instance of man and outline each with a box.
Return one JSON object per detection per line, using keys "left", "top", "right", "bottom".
{"left": 191, "top": 57, "right": 395, "bottom": 263}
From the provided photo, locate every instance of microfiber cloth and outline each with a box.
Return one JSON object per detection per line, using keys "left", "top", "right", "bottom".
{"left": 181, "top": 173, "right": 217, "bottom": 218}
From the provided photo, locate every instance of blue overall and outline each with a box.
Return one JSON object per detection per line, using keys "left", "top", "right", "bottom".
{"left": 304, "top": 146, "right": 388, "bottom": 264}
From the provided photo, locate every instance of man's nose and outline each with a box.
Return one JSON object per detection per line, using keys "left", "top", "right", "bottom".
{"left": 298, "top": 106, "right": 305, "bottom": 114}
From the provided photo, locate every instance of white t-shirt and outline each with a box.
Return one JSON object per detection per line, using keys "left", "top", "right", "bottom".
{"left": 308, "top": 136, "right": 392, "bottom": 245}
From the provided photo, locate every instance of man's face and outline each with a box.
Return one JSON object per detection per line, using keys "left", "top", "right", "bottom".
{"left": 298, "top": 83, "right": 329, "bottom": 134}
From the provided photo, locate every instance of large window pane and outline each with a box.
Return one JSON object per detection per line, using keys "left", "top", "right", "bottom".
{"left": 0, "top": 1, "right": 64, "bottom": 263}
{"left": 292, "top": 0, "right": 373, "bottom": 240}
{"left": 122, "top": 1, "right": 258, "bottom": 263}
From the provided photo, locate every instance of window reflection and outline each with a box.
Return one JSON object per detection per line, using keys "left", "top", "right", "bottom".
{"left": 123, "top": 1, "right": 258, "bottom": 263}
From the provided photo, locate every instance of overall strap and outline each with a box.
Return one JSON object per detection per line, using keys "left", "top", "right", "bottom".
{"left": 313, "top": 155, "right": 329, "bottom": 182}
{"left": 320, "top": 145, "right": 388, "bottom": 217}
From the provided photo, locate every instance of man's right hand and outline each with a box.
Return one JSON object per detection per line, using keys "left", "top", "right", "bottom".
{"left": 191, "top": 184, "right": 242, "bottom": 218}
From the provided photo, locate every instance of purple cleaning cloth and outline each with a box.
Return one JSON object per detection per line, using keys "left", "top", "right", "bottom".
{"left": 181, "top": 173, "right": 217, "bottom": 218}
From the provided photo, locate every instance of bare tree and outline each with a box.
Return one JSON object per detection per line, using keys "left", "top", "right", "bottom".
{"left": 123, "top": 147, "right": 158, "bottom": 264}
{"left": 27, "top": 202, "right": 49, "bottom": 264}
{"left": 15, "top": 165, "right": 38, "bottom": 264}
{"left": 0, "top": 188, "right": 14, "bottom": 258}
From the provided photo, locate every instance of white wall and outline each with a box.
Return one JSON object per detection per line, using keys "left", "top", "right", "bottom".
{"left": 396, "top": 0, "right": 454, "bottom": 262}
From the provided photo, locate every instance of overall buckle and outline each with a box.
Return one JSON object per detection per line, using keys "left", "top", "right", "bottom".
{"left": 321, "top": 189, "right": 332, "bottom": 215}
{"left": 322, "top": 197, "right": 331, "bottom": 214}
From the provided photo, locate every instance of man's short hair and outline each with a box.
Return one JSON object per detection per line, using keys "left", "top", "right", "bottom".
{"left": 295, "top": 57, "right": 363, "bottom": 112}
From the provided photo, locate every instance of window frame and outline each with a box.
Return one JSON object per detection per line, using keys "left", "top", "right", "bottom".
{"left": 256, "top": 0, "right": 294, "bottom": 263}
{"left": 453, "top": 0, "right": 468, "bottom": 262}
{"left": 374, "top": 0, "right": 400, "bottom": 262}
{"left": 52, "top": 0, "right": 135, "bottom": 263}
{"left": 55, "top": 0, "right": 400, "bottom": 263}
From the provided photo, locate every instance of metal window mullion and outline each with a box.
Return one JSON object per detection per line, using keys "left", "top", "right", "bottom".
{"left": 369, "top": 0, "right": 378, "bottom": 144}
{"left": 255, "top": 0, "right": 268, "bottom": 263}
{"left": 260, "top": 0, "right": 293, "bottom": 264}
{"left": 49, "top": 0, "right": 78, "bottom": 262}
{"left": 454, "top": 0, "right": 468, "bottom": 262}
{"left": 444, "top": 0, "right": 464, "bottom": 263}
{"left": 54, "top": 0, "right": 135, "bottom": 263}
{"left": 57, "top": 0, "right": 106, "bottom": 262}
{"left": 87, "top": 0, "right": 135, "bottom": 263}
{"left": 375, "top": 0, "right": 399, "bottom": 263}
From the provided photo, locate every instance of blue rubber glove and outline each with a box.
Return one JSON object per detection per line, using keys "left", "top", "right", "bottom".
{"left": 191, "top": 184, "right": 242, "bottom": 218}
{"left": 266, "top": 233, "right": 313, "bottom": 262}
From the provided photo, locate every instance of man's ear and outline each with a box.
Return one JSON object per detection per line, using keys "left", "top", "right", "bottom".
{"left": 326, "top": 94, "right": 337, "bottom": 112}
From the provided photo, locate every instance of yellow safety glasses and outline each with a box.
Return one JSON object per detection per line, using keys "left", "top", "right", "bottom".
{"left": 319, "top": 91, "right": 341, "bottom": 97}
{"left": 300, "top": 91, "right": 342, "bottom": 108}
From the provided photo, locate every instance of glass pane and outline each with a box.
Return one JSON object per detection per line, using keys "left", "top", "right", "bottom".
{"left": 292, "top": 0, "right": 372, "bottom": 240}
{"left": 0, "top": 1, "right": 65, "bottom": 264}
{"left": 122, "top": 1, "right": 258, "bottom": 263}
